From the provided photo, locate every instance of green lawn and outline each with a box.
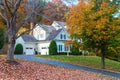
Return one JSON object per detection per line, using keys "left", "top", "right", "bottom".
{"left": 36, "top": 55, "right": 120, "bottom": 72}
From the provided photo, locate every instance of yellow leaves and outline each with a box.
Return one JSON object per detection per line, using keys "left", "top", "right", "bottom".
{"left": 67, "top": 1, "right": 94, "bottom": 36}
{"left": 0, "top": 17, "right": 6, "bottom": 28}
{"left": 17, "top": 27, "right": 27, "bottom": 35}
{"left": 93, "top": 35, "right": 98, "bottom": 39}
{"left": 108, "top": 47, "right": 117, "bottom": 53}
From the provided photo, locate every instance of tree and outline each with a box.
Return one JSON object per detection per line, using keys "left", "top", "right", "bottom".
{"left": 0, "top": 0, "right": 23, "bottom": 62}
{"left": 14, "top": 44, "right": 23, "bottom": 54}
{"left": 0, "top": 0, "right": 43, "bottom": 62}
{"left": 49, "top": 40, "right": 57, "bottom": 55}
{"left": 42, "top": 0, "right": 69, "bottom": 24}
{"left": 66, "top": 0, "right": 120, "bottom": 68}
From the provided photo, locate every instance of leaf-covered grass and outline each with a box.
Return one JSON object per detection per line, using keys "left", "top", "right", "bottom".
{"left": 36, "top": 55, "right": 120, "bottom": 72}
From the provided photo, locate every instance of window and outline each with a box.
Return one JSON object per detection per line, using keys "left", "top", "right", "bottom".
{"left": 59, "top": 45, "right": 61, "bottom": 52}
{"left": 58, "top": 25, "right": 60, "bottom": 27}
{"left": 64, "top": 35, "right": 66, "bottom": 39}
{"left": 61, "top": 45, "right": 62, "bottom": 51}
{"left": 60, "top": 34, "right": 63, "bottom": 39}
{"left": 65, "top": 45, "right": 69, "bottom": 51}
{"left": 70, "top": 45, "right": 72, "bottom": 51}
{"left": 65, "top": 45, "right": 67, "bottom": 51}
{"left": 37, "top": 35, "right": 39, "bottom": 39}
{"left": 40, "top": 34, "right": 44, "bottom": 38}
{"left": 58, "top": 45, "right": 62, "bottom": 52}
{"left": 26, "top": 47, "right": 33, "bottom": 49}
{"left": 26, "top": 47, "right": 29, "bottom": 49}
{"left": 41, "top": 47, "right": 47, "bottom": 49}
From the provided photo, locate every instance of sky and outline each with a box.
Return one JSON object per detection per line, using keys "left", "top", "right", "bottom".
{"left": 62, "top": 0, "right": 79, "bottom": 6}
{"left": 45, "top": 0, "right": 79, "bottom": 6}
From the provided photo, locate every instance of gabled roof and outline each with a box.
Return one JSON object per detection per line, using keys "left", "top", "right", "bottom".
{"left": 38, "top": 24, "right": 55, "bottom": 33}
{"left": 46, "top": 29, "right": 62, "bottom": 40}
{"left": 54, "top": 21, "right": 66, "bottom": 27}
{"left": 21, "top": 34, "right": 38, "bottom": 42}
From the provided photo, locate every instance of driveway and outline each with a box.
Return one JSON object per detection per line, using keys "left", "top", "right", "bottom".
{"left": 15, "top": 55, "right": 120, "bottom": 78}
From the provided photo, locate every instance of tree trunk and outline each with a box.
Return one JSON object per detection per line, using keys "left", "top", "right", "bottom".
{"left": 101, "top": 51, "right": 105, "bottom": 69}
{"left": 7, "top": 34, "right": 15, "bottom": 62}
{"left": 6, "top": 21, "right": 16, "bottom": 62}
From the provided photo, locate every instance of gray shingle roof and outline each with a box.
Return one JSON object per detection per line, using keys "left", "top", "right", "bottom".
{"left": 46, "top": 29, "right": 62, "bottom": 40}
{"left": 21, "top": 34, "right": 38, "bottom": 42}
{"left": 54, "top": 21, "right": 66, "bottom": 27}
{"left": 39, "top": 24, "right": 55, "bottom": 33}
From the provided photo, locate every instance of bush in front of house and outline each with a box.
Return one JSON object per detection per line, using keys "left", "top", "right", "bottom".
{"left": 14, "top": 44, "right": 23, "bottom": 54}
{"left": 58, "top": 52, "right": 67, "bottom": 55}
{"left": 49, "top": 40, "right": 57, "bottom": 55}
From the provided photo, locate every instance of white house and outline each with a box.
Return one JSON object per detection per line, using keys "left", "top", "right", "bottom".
{"left": 16, "top": 21, "right": 71, "bottom": 55}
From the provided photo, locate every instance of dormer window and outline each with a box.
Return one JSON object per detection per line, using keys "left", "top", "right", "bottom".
{"left": 40, "top": 34, "right": 44, "bottom": 38}
{"left": 58, "top": 25, "right": 60, "bottom": 27}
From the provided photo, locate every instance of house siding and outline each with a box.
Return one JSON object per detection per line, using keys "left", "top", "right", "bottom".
{"left": 37, "top": 42, "right": 50, "bottom": 55}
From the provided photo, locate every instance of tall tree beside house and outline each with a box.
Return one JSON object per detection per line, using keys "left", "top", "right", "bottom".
{"left": 49, "top": 40, "right": 57, "bottom": 55}
{"left": 42, "top": 0, "right": 69, "bottom": 24}
{"left": 66, "top": 0, "right": 120, "bottom": 68}
{"left": 0, "top": 0, "right": 44, "bottom": 62}
{"left": 0, "top": 0, "right": 24, "bottom": 62}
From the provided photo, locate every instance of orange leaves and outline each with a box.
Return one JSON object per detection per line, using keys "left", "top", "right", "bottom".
{"left": 66, "top": 0, "right": 120, "bottom": 52}
{"left": 18, "top": 2, "right": 25, "bottom": 15}
{"left": 67, "top": 1, "right": 94, "bottom": 35}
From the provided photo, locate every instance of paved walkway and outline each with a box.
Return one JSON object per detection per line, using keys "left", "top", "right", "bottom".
{"left": 15, "top": 55, "right": 120, "bottom": 78}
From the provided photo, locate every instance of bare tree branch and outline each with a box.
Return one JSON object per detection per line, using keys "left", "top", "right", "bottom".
{"left": 0, "top": 1, "right": 8, "bottom": 21}
{"left": 16, "top": 27, "right": 35, "bottom": 39}
{"left": 12, "top": 0, "right": 21, "bottom": 16}
{"left": 15, "top": 14, "right": 32, "bottom": 34}
{"left": 0, "top": 12, "right": 7, "bottom": 21}
{"left": 4, "top": 0, "right": 12, "bottom": 17}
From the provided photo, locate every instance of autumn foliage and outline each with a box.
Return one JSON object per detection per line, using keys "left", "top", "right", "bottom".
{"left": 66, "top": 0, "right": 120, "bottom": 68}
{"left": 42, "top": 0, "right": 69, "bottom": 24}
